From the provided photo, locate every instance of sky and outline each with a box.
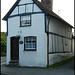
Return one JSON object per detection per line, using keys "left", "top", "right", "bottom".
{"left": 1, "top": 0, "right": 74, "bottom": 32}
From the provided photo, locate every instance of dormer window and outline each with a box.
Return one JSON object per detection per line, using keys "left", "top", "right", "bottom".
{"left": 20, "top": 15, "right": 31, "bottom": 27}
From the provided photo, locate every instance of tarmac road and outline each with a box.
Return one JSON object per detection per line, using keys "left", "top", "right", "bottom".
{"left": 1, "top": 57, "right": 74, "bottom": 75}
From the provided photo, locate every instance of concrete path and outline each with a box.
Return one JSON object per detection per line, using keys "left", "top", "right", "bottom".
{"left": 1, "top": 57, "right": 74, "bottom": 75}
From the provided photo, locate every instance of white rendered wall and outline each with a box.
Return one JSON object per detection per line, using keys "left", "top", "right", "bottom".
{"left": 47, "top": 16, "right": 73, "bottom": 65}
{"left": 6, "top": 36, "right": 11, "bottom": 65}
{"left": 10, "top": 7, "right": 18, "bottom": 16}
{"left": 48, "top": 16, "right": 72, "bottom": 53}
{"left": 48, "top": 17, "right": 72, "bottom": 37}
{"left": 19, "top": 5, "right": 25, "bottom": 14}
{"left": 7, "top": 13, "right": 47, "bottom": 67}
{"left": 18, "top": 0, "right": 33, "bottom": 5}
{"left": 34, "top": 4, "right": 42, "bottom": 12}
{"left": 49, "top": 53, "right": 73, "bottom": 65}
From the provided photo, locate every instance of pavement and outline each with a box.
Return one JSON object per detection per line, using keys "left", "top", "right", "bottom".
{"left": 1, "top": 57, "right": 74, "bottom": 75}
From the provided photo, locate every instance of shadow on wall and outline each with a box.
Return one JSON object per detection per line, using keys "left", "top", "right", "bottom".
{"left": 72, "top": 36, "right": 75, "bottom": 56}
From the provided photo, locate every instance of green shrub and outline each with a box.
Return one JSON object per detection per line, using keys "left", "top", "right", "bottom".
{"left": 1, "top": 32, "right": 7, "bottom": 55}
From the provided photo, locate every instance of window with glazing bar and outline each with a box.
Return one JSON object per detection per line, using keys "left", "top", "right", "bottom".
{"left": 24, "top": 36, "right": 36, "bottom": 51}
{"left": 20, "top": 15, "right": 31, "bottom": 27}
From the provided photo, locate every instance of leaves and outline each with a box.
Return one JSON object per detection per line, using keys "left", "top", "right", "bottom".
{"left": 1, "top": 32, "right": 7, "bottom": 52}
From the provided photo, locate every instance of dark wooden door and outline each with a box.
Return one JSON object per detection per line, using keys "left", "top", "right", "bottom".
{"left": 11, "top": 37, "right": 19, "bottom": 60}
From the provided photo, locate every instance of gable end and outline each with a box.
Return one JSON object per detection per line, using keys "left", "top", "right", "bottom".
{"left": 3, "top": 0, "right": 45, "bottom": 21}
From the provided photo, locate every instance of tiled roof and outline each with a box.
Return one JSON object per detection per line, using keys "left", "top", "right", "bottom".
{"left": 34, "top": 0, "right": 73, "bottom": 27}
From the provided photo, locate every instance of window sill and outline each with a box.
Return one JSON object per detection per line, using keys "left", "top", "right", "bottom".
{"left": 20, "top": 25, "right": 31, "bottom": 27}
{"left": 24, "top": 49, "right": 36, "bottom": 51}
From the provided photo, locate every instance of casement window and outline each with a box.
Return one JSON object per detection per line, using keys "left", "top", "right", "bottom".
{"left": 20, "top": 15, "right": 31, "bottom": 27}
{"left": 24, "top": 36, "right": 36, "bottom": 51}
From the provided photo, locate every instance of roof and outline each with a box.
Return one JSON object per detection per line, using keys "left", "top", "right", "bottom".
{"left": 33, "top": 0, "right": 73, "bottom": 28}
{"left": 3, "top": 0, "right": 73, "bottom": 28}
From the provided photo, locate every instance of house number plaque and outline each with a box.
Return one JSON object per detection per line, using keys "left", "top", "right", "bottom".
{"left": 19, "top": 41, "right": 23, "bottom": 44}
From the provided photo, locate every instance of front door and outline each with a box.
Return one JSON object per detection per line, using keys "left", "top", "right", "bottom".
{"left": 11, "top": 37, "right": 19, "bottom": 60}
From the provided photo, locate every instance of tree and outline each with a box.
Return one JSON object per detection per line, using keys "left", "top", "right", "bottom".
{"left": 1, "top": 32, "right": 7, "bottom": 54}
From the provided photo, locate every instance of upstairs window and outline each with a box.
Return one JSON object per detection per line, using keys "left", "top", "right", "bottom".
{"left": 20, "top": 15, "right": 31, "bottom": 27}
{"left": 24, "top": 36, "right": 36, "bottom": 51}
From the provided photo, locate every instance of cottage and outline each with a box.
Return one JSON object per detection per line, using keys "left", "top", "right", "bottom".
{"left": 3, "top": 0, "right": 73, "bottom": 67}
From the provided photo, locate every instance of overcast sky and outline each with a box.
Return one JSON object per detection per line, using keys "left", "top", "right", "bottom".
{"left": 1, "top": 0, "right": 74, "bottom": 32}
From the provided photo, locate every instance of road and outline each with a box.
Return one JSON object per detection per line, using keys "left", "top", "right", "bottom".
{"left": 1, "top": 57, "right": 74, "bottom": 75}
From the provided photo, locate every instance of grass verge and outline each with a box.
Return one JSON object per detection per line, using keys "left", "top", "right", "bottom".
{"left": 46, "top": 56, "right": 74, "bottom": 69}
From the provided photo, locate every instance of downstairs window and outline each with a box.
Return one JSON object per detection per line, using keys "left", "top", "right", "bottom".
{"left": 24, "top": 36, "right": 36, "bottom": 51}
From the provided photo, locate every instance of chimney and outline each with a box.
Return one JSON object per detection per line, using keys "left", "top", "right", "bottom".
{"left": 41, "top": 0, "right": 53, "bottom": 10}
